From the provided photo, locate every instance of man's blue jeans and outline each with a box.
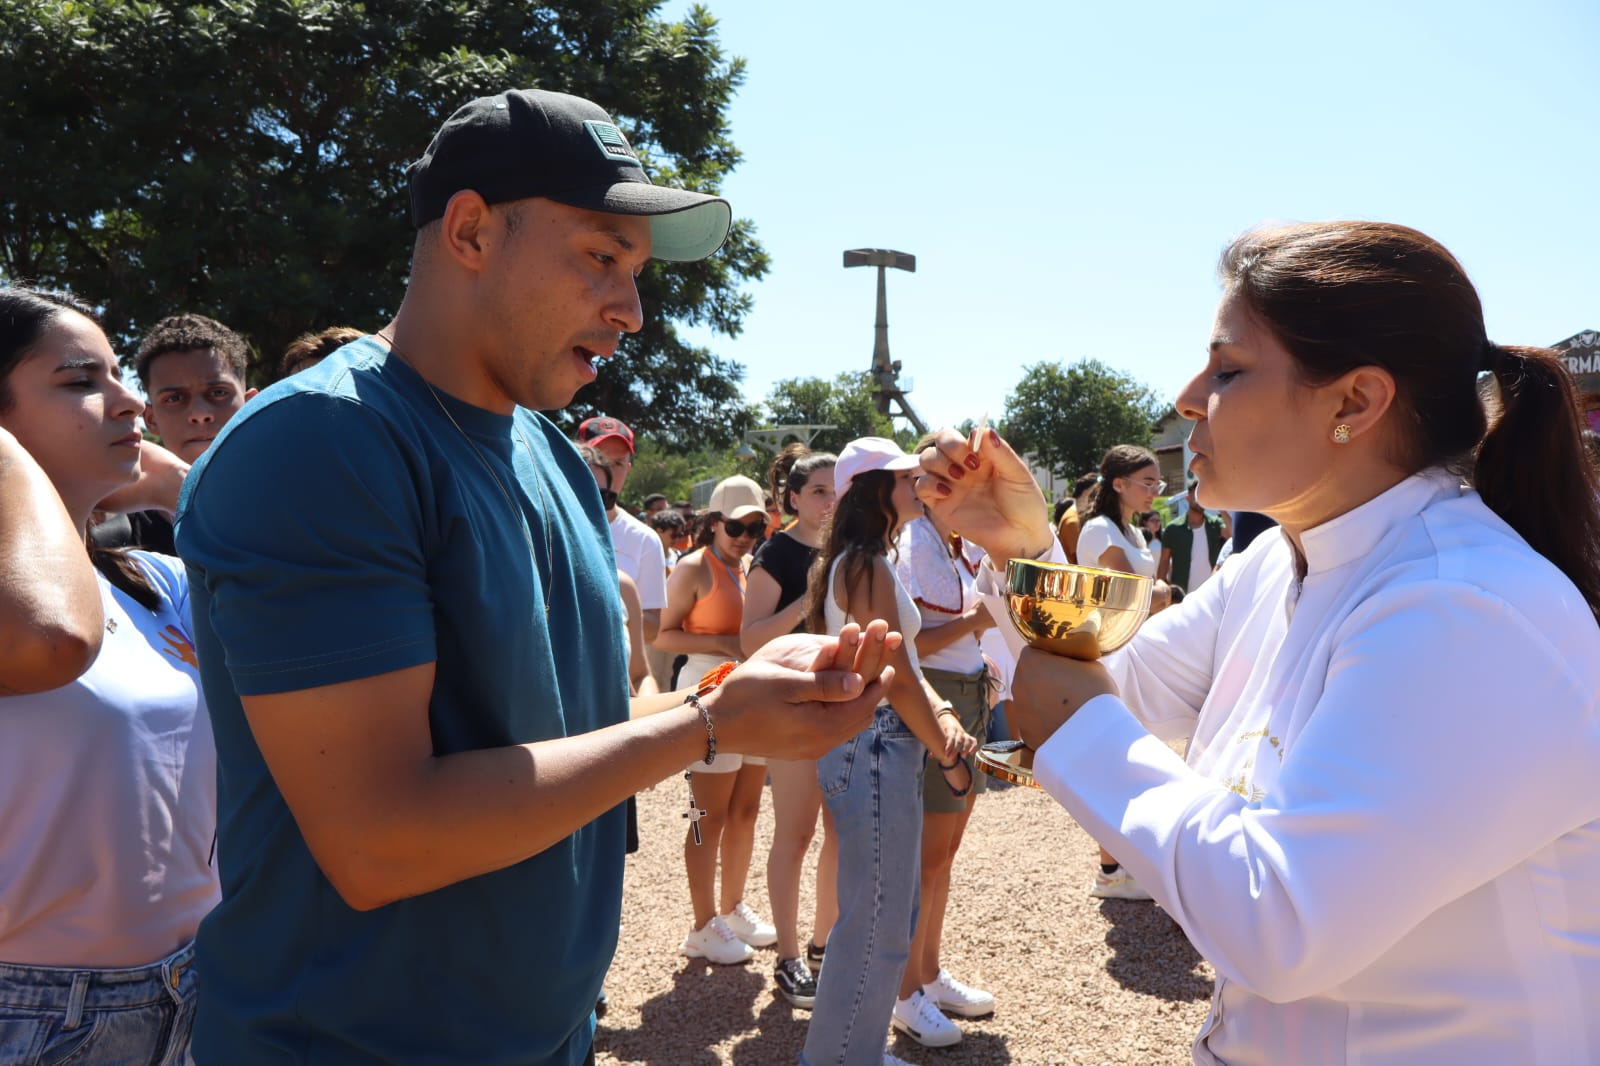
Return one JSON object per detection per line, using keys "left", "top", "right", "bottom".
{"left": 800, "top": 705, "right": 925, "bottom": 1066}
{"left": 0, "top": 942, "right": 198, "bottom": 1065}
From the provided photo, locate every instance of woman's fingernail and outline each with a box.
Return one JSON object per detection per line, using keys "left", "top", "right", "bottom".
{"left": 964, "top": 454, "right": 981, "bottom": 471}
{"left": 937, "top": 483, "right": 952, "bottom": 497}
{"left": 948, "top": 463, "right": 964, "bottom": 480}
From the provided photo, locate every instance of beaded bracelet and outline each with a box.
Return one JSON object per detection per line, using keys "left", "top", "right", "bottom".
{"left": 680, "top": 668, "right": 730, "bottom": 848}
{"left": 685, "top": 691, "right": 716, "bottom": 766}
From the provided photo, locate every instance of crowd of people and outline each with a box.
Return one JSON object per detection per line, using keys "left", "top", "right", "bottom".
{"left": 3, "top": 84, "right": 1599, "bottom": 1066}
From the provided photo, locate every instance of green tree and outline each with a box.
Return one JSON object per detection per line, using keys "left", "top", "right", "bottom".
{"left": 761, "top": 370, "right": 902, "bottom": 455}
{"left": 624, "top": 436, "right": 744, "bottom": 510}
{"left": 1003, "top": 358, "right": 1167, "bottom": 480}
{"left": 0, "top": 0, "right": 764, "bottom": 448}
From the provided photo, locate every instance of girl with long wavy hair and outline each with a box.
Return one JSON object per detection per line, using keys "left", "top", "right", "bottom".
{"left": 798, "top": 437, "right": 977, "bottom": 1066}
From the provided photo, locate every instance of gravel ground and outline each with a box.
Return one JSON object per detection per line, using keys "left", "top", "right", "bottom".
{"left": 597, "top": 772, "right": 1213, "bottom": 1065}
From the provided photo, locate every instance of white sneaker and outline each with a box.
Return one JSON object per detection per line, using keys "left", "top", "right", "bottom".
{"left": 922, "top": 968, "right": 995, "bottom": 1018}
{"left": 1090, "top": 867, "right": 1154, "bottom": 901}
{"left": 891, "top": 989, "right": 962, "bottom": 1047}
{"left": 721, "top": 901, "right": 778, "bottom": 948}
{"left": 680, "top": 915, "right": 754, "bottom": 965}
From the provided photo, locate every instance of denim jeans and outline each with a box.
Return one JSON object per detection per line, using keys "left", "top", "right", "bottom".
{"left": 800, "top": 705, "right": 925, "bottom": 1066}
{"left": 0, "top": 942, "right": 197, "bottom": 1066}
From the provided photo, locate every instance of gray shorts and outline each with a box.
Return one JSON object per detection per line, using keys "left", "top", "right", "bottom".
{"left": 921, "top": 666, "right": 990, "bottom": 813}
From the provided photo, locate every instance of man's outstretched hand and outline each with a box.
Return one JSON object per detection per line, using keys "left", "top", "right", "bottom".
{"left": 707, "top": 621, "right": 899, "bottom": 760}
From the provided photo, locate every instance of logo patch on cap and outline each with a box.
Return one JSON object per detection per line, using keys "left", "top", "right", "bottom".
{"left": 585, "top": 121, "right": 639, "bottom": 163}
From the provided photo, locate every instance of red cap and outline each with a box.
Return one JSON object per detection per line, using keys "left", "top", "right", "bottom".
{"left": 577, "top": 416, "right": 635, "bottom": 454}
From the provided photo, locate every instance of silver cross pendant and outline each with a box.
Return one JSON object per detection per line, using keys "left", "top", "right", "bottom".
{"left": 683, "top": 772, "right": 707, "bottom": 846}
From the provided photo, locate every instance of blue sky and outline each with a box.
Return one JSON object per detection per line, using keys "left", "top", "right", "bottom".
{"left": 661, "top": 0, "right": 1600, "bottom": 433}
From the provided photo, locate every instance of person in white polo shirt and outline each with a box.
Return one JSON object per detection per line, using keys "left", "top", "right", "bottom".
{"left": 578, "top": 415, "right": 667, "bottom": 643}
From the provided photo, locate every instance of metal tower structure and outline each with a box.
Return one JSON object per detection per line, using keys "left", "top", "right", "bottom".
{"left": 842, "top": 248, "right": 928, "bottom": 436}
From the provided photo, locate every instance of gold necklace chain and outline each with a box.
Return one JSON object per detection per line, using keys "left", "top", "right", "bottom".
{"left": 383, "top": 337, "right": 555, "bottom": 614}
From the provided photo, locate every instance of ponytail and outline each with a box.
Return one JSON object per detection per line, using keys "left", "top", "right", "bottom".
{"left": 88, "top": 540, "right": 162, "bottom": 612}
{"left": 769, "top": 443, "right": 837, "bottom": 518}
{"left": 1473, "top": 345, "right": 1600, "bottom": 622}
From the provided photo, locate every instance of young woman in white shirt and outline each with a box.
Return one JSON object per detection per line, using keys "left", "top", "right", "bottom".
{"left": 1074, "top": 444, "right": 1169, "bottom": 899}
{"left": 916, "top": 221, "right": 1600, "bottom": 1066}
{"left": 1076, "top": 445, "right": 1163, "bottom": 580}
{"left": 889, "top": 493, "right": 999, "bottom": 1048}
{"left": 0, "top": 287, "right": 218, "bottom": 1065}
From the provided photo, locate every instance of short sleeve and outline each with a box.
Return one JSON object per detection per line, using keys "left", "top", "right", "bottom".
{"left": 632, "top": 528, "right": 668, "bottom": 611}
{"left": 175, "top": 393, "right": 436, "bottom": 695}
{"left": 1076, "top": 517, "right": 1112, "bottom": 569}
{"left": 892, "top": 528, "right": 926, "bottom": 604}
{"left": 129, "top": 550, "right": 190, "bottom": 633}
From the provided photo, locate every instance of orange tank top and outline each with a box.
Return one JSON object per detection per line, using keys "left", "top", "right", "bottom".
{"left": 683, "top": 547, "right": 745, "bottom": 635}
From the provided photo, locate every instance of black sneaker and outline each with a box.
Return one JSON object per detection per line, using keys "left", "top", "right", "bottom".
{"left": 774, "top": 956, "right": 818, "bottom": 1008}
{"left": 805, "top": 939, "right": 826, "bottom": 973}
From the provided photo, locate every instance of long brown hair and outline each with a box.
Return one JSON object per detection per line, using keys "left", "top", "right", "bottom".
{"left": 1220, "top": 221, "right": 1600, "bottom": 620}
{"left": 802, "top": 469, "right": 899, "bottom": 635}
{"left": 1088, "top": 444, "right": 1158, "bottom": 538}
{"left": 0, "top": 286, "right": 160, "bottom": 611}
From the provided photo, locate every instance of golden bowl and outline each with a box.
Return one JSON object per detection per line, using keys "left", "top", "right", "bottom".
{"left": 1004, "top": 559, "right": 1153, "bottom": 660}
{"left": 978, "top": 560, "right": 1155, "bottom": 790}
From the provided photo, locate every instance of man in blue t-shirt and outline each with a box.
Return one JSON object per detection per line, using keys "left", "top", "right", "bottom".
{"left": 176, "top": 89, "right": 891, "bottom": 1066}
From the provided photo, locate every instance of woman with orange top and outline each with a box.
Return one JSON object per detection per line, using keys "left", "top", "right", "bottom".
{"left": 656, "top": 475, "right": 777, "bottom": 965}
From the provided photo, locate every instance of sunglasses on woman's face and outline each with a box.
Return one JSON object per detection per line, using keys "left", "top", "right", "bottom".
{"left": 723, "top": 517, "right": 767, "bottom": 539}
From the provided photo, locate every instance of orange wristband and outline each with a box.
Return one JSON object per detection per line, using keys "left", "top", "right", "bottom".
{"left": 696, "top": 660, "right": 737, "bottom": 697}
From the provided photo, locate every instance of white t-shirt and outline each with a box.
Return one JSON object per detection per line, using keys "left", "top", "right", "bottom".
{"left": 0, "top": 552, "right": 219, "bottom": 967}
{"left": 609, "top": 509, "right": 667, "bottom": 611}
{"left": 1187, "top": 524, "right": 1213, "bottom": 593}
{"left": 1075, "top": 515, "right": 1156, "bottom": 578}
{"left": 893, "top": 516, "right": 986, "bottom": 675}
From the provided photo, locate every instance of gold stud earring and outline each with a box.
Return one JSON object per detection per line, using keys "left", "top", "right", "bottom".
{"left": 1332, "top": 424, "right": 1352, "bottom": 444}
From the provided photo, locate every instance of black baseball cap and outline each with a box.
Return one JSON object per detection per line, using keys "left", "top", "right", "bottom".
{"left": 407, "top": 89, "right": 732, "bottom": 263}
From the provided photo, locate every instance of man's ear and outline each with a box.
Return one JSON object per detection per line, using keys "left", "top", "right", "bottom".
{"left": 437, "top": 191, "right": 496, "bottom": 274}
{"left": 243, "top": 387, "right": 259, "bottom": 402}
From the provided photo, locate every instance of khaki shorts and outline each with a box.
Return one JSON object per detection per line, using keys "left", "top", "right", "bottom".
{"left": 921, "top": 666, "right": 990, "bottom": 813}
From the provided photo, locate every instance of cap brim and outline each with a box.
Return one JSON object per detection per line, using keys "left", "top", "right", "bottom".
{"left": 551, "top": 183, "right": 732, "bottom": 263}
{"left": 582, "top": 431, "right": 635, "bottom": 453}
{"left": 883, "top": 454, "right": 922, "bottom": 472}
{"left": 725, "top": 505, "right": 767, "bottom": 521}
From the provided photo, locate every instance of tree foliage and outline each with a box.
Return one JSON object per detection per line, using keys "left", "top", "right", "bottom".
{"left": 762, "top": 370, "right": 909, "bottom": 455}
{"left": 624, "top": 436, "right": 745, "bottom": 509}
{"left": 1002, "top": 358, "right": 1167, "bottom": 480}
{"left": 0, "top": 0, "right": 765, "bottom": 448}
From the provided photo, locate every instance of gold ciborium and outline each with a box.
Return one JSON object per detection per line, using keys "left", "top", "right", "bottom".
{"left": 975, "top": 559, "right": 1153, "bottom": 788}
